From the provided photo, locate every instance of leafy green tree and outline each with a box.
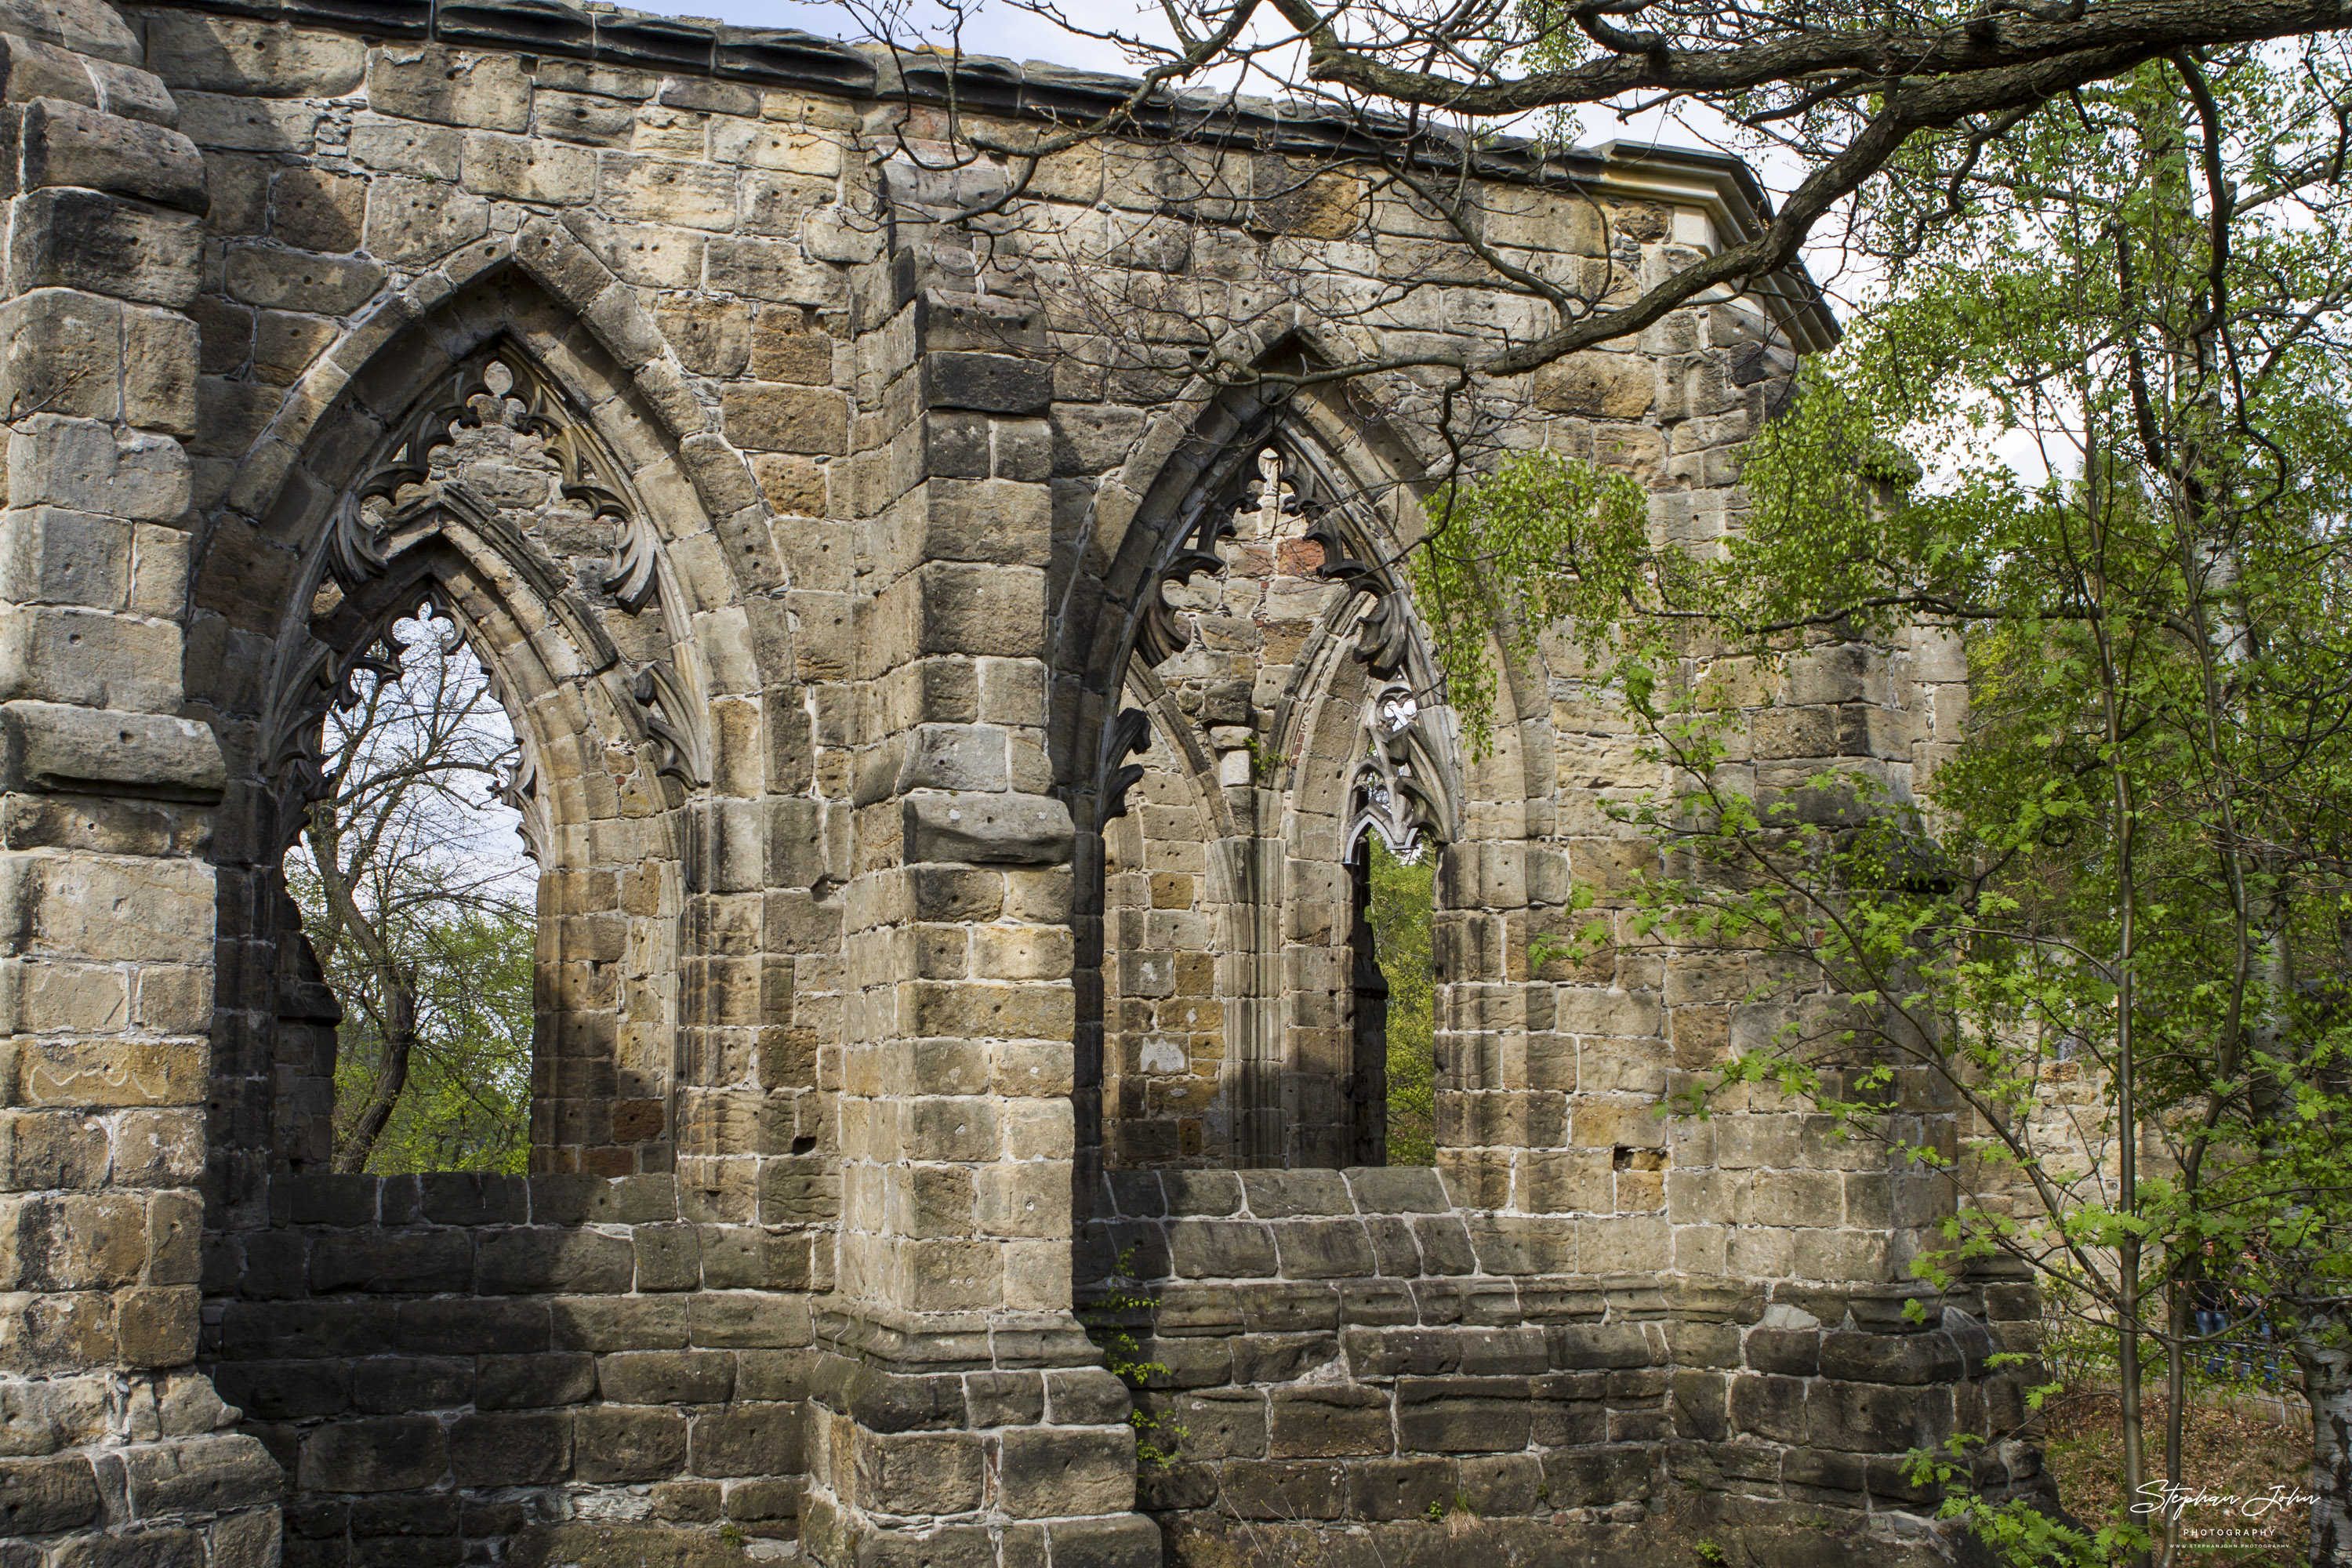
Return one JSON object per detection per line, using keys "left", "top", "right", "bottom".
{"left": 286, "top": 606, "right": 535, "bottom": 1175}
{"left": 1368, "top": 840, "right": 1438, "bottom": 1165}
{"left": 1414, "top": 52, "right": 2352, "bottom": 1566}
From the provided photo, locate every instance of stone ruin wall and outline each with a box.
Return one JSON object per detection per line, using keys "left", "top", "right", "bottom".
{"left": 0, "top": 1, "right": 2049, "bottom": 1563}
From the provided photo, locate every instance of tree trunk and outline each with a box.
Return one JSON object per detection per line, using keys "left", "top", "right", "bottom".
{"left": 335, "top": 967, "right": 416, "bottom": 1173}
{"left": 2303, "top": 1307, "right": 2352, "bottom": 1568}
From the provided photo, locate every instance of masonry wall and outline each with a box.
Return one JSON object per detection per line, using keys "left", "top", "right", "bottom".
{"left": 204, "top": 1171, "right": 815, "bottom": 1560}
{"left": 0, "top": 0, "right": 2026, "bottom": 1563}
{"left": 1081, "top": 1167, "right": 2048, "bottom": 1563}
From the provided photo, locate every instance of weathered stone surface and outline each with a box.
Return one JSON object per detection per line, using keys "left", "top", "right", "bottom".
{"left": 365, "top": 45, "right": 529, "bottom": 131}
{"left": 902, "top": 792, "right": 1073, "bottom": 866}
{"left": 448, "top": 1411, "right": 571, "bottom": 1486}
{"left": 20, "top": 101, "right": 208, "bottom": 212}
{"left": 223, "top": 247, "right": 386, "bottom": 314}
{"left": 1533, "top": 351, "right": 1656, "bottom": 418}
{"left": 0, "top": 24, "right": 1984, "bottom": 1563}
{"left": 720, "top": 383, "right": 849, "bottom": 455}
{"left": 924, "top": 352, "right": 1053, "bottom": 415}
{"left": 296, "top": 1417, "right": 445, "bottom": 1493}
{"left": 118, "top": 1434, "right": 283, "bottom": 1515}
{"left": 0, "top": 702, "right": 224, "bottom": 799}
{"left": 145, "top": 13, "right": 367, "bottom": 96}
{"left": 7, "top": 191, "right": 202, "bottom": 307}
{"left": 0, "top": 1454, "right": 101, "bottom": 1534}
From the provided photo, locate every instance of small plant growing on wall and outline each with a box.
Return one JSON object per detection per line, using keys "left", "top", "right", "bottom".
{"left": 1081, "top": 1247, "right": 1189, "bottom": 1468}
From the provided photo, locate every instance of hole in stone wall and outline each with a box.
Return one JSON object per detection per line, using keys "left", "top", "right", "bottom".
{"left": 283, "top": 603, "right": 536, "bottom": 1174}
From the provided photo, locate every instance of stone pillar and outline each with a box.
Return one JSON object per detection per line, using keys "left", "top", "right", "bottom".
{"left": 796, "top": 134, "right": 1155, "bottom": 1568}
{"left": 0, "top": 1, "right": 283, "bottom": 1559}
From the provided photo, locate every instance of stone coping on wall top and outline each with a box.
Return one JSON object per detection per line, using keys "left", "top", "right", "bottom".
{"left": 129, "top": 0, "right": 880, "bottom": 89}
{"left": 1099, "top": 1165, "right": 1455, "bottom": 1220}
{"left": 1075, "top": 1247, "right": 2013, "bottom": 1337}
{"left": 244, "top": 1171, "right": 690, "bottom": 1230}
{"left": 120, "top": 0, "right": 1751, "bottom": 198}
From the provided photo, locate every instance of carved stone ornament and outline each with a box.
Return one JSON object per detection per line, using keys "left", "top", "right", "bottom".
{"left": 1131, "top": 481, "right": 1258, "bottom": 670}
{"left": 328, "top": 344, "right": 649, "bottom": 615}
{"left": 495, "top": 747, "right": 551, "bottom": 862}
{"left": 1346, "top": 681, "right": 1443, "bottom": 864}
{"left": 260, "top": 600, "right": 425, "bottom": 858}
{"left": 1097, "top": 705, "right": 1155, "bottom": 826}
{"left": 1300, "top": 478, "right": 1411, "bottom": 681}
{"left": 633, "top": 659, "right": 708, "bottom": 789}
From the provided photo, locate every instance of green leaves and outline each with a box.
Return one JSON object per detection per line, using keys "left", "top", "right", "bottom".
{"left": 1413, "top": 449, "right": 1650, "bottom": 757}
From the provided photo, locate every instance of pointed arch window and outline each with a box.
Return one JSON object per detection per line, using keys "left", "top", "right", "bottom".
{"left": 1084, "top": 423, "right": 1457, "bottom": 1174}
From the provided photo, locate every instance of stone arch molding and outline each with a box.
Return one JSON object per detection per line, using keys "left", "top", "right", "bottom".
{"left": 1069, "top": 353, "right": 1478, "bottom": 1172}
{"left": 256, "top": 334, "right": 712, "bottom": 866}
{"left": 221, "top": 219, "right": 789, "bottom": 665}
{"left": 1074, "top": 362, "right": 1467, "bottom": 866}
{"left": 1055, "top": 318, "right": 1551, "bottom": 829}
{"left": 197, "top": 260, "right": 768, "bottom": 1183}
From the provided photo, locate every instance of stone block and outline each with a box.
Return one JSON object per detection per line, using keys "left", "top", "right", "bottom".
{"left": 848, "top": 1429, "right": 983, "bottom": 1515}
{"left": 6, "top": 190, "right": 201, "bottom": 308}
{"left": 1165, "top": 1218, "right": 1276, "bottom": 1279}
{"left": 1041, "top": 1515, "right": 1159, "bottom": 1568}
{"left": 117, "top": 1433, "right": 282, "bottom": 1515}
{"left": 924, "top": 352, "right": 1052, "bottom": 415}
{"left": 15, "top": 1034, "right": 205, "bottom": 1108}
{"left": 365, "top": 45, "right": 528, "bottom": 131}
{"left": 721, "top": 383, "right": 848, "bottom": 455}
{"left": 474, "top": 1354, "right": 596, "bottom": 1411}
{"left": 447, "top": 1412, "right": 570, "bottom": 1486}
{"left": 211, "top": 1360, "right": 350, "bottom": 1421}
{"left": 474, "top": 1229, "right": 633, "bottom": 1295}
{"left": 1818, "top": 1330, "right": 1963, "bottom": 1386}
{"left": 349, "top": 1356, "right": 470, "bottom": 1414}
{"left": 362, "top": 176, "right": 491, "bottom": 265}
{"left": 1393, "top": 1379, "right": 1532, "bottom": 1453}
{"left": 0, "top": 291, "right": 132, "bottom": 424}
{"left": 687, "top": 1401, "right": 800, "bottom": 1478}
{"left": 572, "top": 1406, "right": 687, "bottom": 1483}
{"left": 9, "top": 417, "right": 192, "bottom": 531}
{"left": 223, "top": 247, "right": 386, "bottom": 315}
{"left": 115, "top": 1284, "right": 199, "bottom": 1367}
{"left": 0, "top": 702, "right": 209, "bottom": 806}
{"left": 397, "top": 1298, "right": 548, "bottom": 1356}
{"left": 597, "top": 1349, "right": 735, "bottom": 1406}
{"left": 686, "top": 1291, "right": 809, "bottom": 1348}
{"left": 297, "top": 1417, "right": 446, "bottom": 1493}
{"left": 1726, "top": 1372, "right": 1808, "bottom": 1445}
{"left": 1220, "top": 1458, "right": 1347, "bottom": 1521}
{"left": 308, "top": 1231, "right": 472, "bottom": 1294}
{"left": 1266, "top": 1384, "right": 1391, "bottom": 1458}
{"left": 20, "top": 101, "right": 207, "bottom": 212}
{"left": 902, "top": 792, "right": 1073, "bottom": 866}
{"left": 993, "top": 1427, "right": 1134, "bottom": 1519}
{"left": 1271, "top": 1221, "right": 1375, "bottom": 1280}
{"left": 0, "top": 1454, "right": 100, "bottom": 1534}
{"left": 146, "top": 14, "right": 365, "bottom": 96}
{"left": 1808, "top": 1378, "right": 1951, "bottom": 1454}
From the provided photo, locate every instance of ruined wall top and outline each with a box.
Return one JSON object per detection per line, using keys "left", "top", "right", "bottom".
{"left": 107, "top": 0, "right": 1838, "bottom": 350}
